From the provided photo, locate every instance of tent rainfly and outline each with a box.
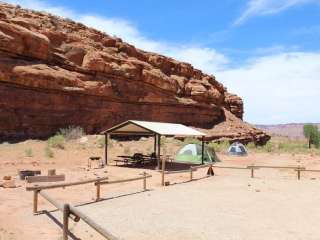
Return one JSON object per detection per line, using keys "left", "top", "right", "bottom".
{"left": 175, "top": 144, "right": 218, "bottom": 164}
{"left": 227, "top": 142, "right": 248, "bottom": 156}
{"left": 101, "top": 120, "right": 206, "bottom": 167}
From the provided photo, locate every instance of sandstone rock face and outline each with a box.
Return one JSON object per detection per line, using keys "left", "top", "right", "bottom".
{"left": 0, "top": 3, "right": 270, "bottom": 145}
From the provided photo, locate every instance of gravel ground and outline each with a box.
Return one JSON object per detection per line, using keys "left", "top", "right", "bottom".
{"left": 73, "top": 176, "right": 320, "bottom": 240}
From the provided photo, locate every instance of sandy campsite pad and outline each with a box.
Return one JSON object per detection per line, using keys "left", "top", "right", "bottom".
{"left": 67, "top": 176, "right": 320, "bottom": 240}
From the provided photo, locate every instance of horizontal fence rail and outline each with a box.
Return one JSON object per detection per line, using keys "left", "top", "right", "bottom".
{"left": 247, "top": 165, "right": 305, "bottom": 170}
{"left": 29, "top": 173, "right": 152, "bottom": 240}
{"left": 39, "top": 190, "right": 80, "bottom": 222}
{"left": 161, "top": 169, "right": 191, "bottom": 175}
{"left": 70, "top": 206, "right": 119, "bottom": 240}
{"left": 27, "top": 176, "right": 109, "bottom": 191}
{"left": 161, "top": 162, "right": 320, "bottom": 184}
{"left": 95, "top": 172, "right": 152, "bottom": 201}
{"left": 247, "top": 165, "right": 306, "bottom": 179}
{"left": 298, "top": 169, "right": 320, "bottom": 172}
{"left": 37, "top": 190, "right": 119, "bottom": 240}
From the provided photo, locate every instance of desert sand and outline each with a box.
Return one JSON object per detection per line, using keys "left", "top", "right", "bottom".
{"left": 0, "top": 137, "right": 320, "bottom": 240}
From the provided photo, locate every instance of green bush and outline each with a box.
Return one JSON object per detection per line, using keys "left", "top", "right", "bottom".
{"left": 97, "top": 136, "right": 105, "bottom": 148}
{"left": 263, "top": 142, "right": 273, "bottom": 152}
{"left": 59, "top": 126, "right": 85, "bottom": 141}
{"left": 25, "top": 148, "right": 33, "bottom": 157}
{"left": 48, "top": 134, "right": 65, "bottom": 149}
{"left": 97, "top": 136, "right": 116, "bottom": 148}
{"left": 45, "top": 146, "right": 54, "bottom": 158}
{"left": 160, "top": 136, "right": 167, "bottom": 146}
{"left": 183, "top": 137, "right": 201, "bottom": 145}
{"left": 246, "top": 142, "right": 256, "bottom": 150}
{"left": 208, "top": 140, "right": 229, "bottom": 153}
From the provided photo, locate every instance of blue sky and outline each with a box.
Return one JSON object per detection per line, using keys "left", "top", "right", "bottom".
{"left": 5, "top": 0, "right": 320, "bottom": 124}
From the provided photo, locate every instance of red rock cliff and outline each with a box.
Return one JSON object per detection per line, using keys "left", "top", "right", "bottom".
{"left": 0, "top": 3, "right": 270, "bottom": 145}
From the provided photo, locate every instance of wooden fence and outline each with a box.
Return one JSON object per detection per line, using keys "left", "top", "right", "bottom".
{"left": 95, "top": 172, "right": 152, "bottom": 201}
{"left": 27, "top": 173, "right": 152, "bottom": 240}
{"left": 246, "top": 165, "right": 306, "bottom": 179}
{"left": 161, "top": 162, "right": 320, "bottom": 183}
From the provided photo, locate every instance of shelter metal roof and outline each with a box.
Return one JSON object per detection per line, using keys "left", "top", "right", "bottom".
{"left": 102, "top": 120, "right": 206, "bottom": 136}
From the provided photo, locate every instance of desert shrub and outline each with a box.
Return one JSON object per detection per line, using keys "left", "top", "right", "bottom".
{"left": 98, "top": 136, "right": 116, "bottom": 148}
{"left": 208, "top": 140, "right": 229, "bottom": 153}
{"left": 184, "top": 137, "right": 201, "bottom": 145}
{"left": 58, "top": 126, "right": 85, "bottom": 141}
{"left": 246, "top": 142, "right": 256, "bottom": 150}
{"left": 171, "top": 138, "right": 184, "bottom": 146}
{"left": 276, "top": 140, "right": 306, "bottom": 153}
{"left": 97, "top": 136, "right": 105, "bottom": 148}
{"left": 25, "top": 148, "right": 33, "bottom": 157}
{"left": 45, "top": 146, "right": 54, "bottom": 158}
{"left": 160, "top": 136, "right": 167, "bottom": 146}
{"left": 48, "top": 134, "right": 65, "bottom": 149}
{"left": 262, "top": 141, "right": 273, "bottom": 152}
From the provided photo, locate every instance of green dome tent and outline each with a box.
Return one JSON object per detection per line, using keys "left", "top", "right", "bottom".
{"left": 175, "top": 144, "right": 218, "bottom": 164}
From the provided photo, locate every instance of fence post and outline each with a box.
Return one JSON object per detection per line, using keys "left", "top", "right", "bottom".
{"left": 251, "top": 167, "right": 254, "bottom": 178}
{"left": 63, "top": 204, "right": 70, "bottom": 240}
{"left": 161, "top": 156, "right": 166, "bottom": 186}
{"left": 96, "top": 181, "right": 101, "bottom": 201}
{"left": 297, "top": 167, "right": 301, "bottom": 180}
{"left": 33, "top": 190, "right": 39, "bottom": 214}
{"left": 190, "top": 167, "right": 193, "bottom": 181}
{"left": 143, "top": 172, "right": 147, "bottom": 191}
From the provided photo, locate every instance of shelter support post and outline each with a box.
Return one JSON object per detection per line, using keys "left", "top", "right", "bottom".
{"left": 201, "top": 136, "right": 205, "bottom": 165}
{"left": 154, "top": 134, "right": 157, "bottom": 155}
{"left": 157, "top": 134, "right": 161, "bottom": 169}
{"left": 104, "top": 134, "right": 108, "bottom": 166}
{"left": 161, "top": 156, "right": 166, "bottom": 186}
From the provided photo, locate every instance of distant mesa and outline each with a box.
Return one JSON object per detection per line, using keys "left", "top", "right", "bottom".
{"left": 257, "top": 123, "right": 320, "bottom": 139}
{"left": 0, "top": 2, "right": 269, "bottom": 145}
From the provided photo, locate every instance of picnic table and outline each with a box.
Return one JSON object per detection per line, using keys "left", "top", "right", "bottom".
{"left": 114, "top": 153, "right": 158, "bottom": 166}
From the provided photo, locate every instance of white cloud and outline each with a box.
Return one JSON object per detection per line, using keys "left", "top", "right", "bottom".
{"left": 167, "top": 47, "right": 229, "bottom": 72}
{"left": 4, "top": 0, "right": 230, "bottom": 73}
{"left": 216, "top": 52, "right": 320, "bottom": 124}
{"left": 4, "top": 0, "right": 74, "bottom": 17}
{"left": 234, "top": 0, "right": 320, "bottom": 26}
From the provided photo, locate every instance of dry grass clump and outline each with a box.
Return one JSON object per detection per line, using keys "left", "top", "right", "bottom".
{"left": 47, "top": 134, "right": 65, "bottom": 149}
{"left": 47, "top": 126, "right": 85, "bottom": 149}
{"left": 97, "top": 136, "right": 116, "bottom": 148}
{"left": 208, "top": 140, "right": 230, "bottom": 153}
{"left": 58, "top": 126, "right": 85, "bottom": 140}
{"left": 248, "top": 137, "right": 320, "bottom": 155}
{"left": 183, "top": 137, "right": 201, "bottom": 145}
{"left": 24, "top": 148, "right": 33, "bottom": 157}
{"left": 45, "top": 146, "right": 54, "bottom": 158}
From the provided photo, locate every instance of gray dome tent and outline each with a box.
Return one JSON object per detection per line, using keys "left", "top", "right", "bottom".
{"left": 227, "top": 142, "right": 248, "bottom": 156}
